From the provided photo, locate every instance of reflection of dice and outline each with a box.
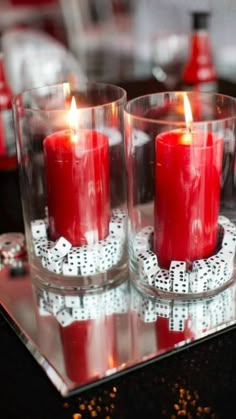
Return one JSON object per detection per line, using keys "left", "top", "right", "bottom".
{"left": 38, "top": 297, "right": 52, "bottom": 316}
{"left": 72, "top": 307, "right": 100, "bottom": 320}
{"left": 169, "top": 317, "right": 184, "bottom": 332}
{"left": 138, "top": 298, "right": 157, "bottom": 322}
{"left": 31, "top": 219, "right": 47, "bottom": 239}
{"left": 56, "top": 309, "right": 74, "bottom": 326}
{"left": 155, "top": 269, "right": 171, "bottom": 291}
{"left": 138, "top": 250, "right": 158, "bottom": 276}
{"left": 48, "top": 292, "right": 65, "bottom": 307}
{"left": 170, "top": 261, "right": 188, "bottom": 293}
{"left": 172, "top": 301, "right": 188, "bottom": 320}
{"left": 155, "top": 301, "right": 171, "bottom": 318}
{"left": 50, "top": 237, "right": 72, "bottom": 259}
{"left": 65, "top": 295, "right": 81, "bottom": 308}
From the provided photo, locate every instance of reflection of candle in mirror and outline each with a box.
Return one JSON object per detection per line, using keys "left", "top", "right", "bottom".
{"left": 154, "top": 93, "right": 223, "bottom": 269}
{"left": 43, "top": 97, "right": 110, "bottom": 246}
{"left": 60, "top": 316, "right": 118, "bottom": 384}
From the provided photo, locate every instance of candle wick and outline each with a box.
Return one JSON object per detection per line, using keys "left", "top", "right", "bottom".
{"left": 187, "top": 125, "right": 192, "bottom": 134}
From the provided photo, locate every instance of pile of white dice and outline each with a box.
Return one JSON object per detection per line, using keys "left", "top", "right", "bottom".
{"left": 31, "top": 208, "right": 127, "bottom": 276}
{"left": 133, "top": 215, "right": 236, "bottom": 294}
{"left": 131, "top": 282, "right": 235, "bottom": 334}
{"left": 37, "top": 281, "right": 129, "bottom": 326}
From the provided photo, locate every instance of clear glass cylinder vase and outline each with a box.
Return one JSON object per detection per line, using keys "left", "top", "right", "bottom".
{"left": 125, "top": 91, "right": 236, "bottom": 299}
{"left": 13, "top": 82, "right": 128, "bottom": 292}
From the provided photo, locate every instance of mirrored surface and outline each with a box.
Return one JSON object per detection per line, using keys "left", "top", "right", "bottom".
{"left": 0, "top": 265, "right": 236, "bottom": 397}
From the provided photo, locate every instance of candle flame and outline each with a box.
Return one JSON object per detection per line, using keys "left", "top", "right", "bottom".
{"left": 68, "top": 96, "right": 79, "bottom": 142}
{"left": 183, "top": 93, "right": 193, "bottom": 130}
{"left": 181, "top": 93, "right": 193, "bottom": 145}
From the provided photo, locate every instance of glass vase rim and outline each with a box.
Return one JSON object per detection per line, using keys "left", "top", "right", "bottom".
{"left": 125, "top": 90, "right": 236, "bottom": 127}
{"left": 12, "top": 81, "right": 127, "bottom": 112}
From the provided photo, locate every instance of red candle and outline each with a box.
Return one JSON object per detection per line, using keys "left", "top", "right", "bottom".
{"left": 154, "top": 128, "right": 223, "bottom": 269}
{"left": 43, "top": 109, "right": 110, "bottom": 246}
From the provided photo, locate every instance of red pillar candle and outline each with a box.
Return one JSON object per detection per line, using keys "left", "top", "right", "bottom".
{"left": 43, "top": 110, "right": 110, "bottom": 246}
{"left": 154, "top": 127, "right": 223, "bottom": 269}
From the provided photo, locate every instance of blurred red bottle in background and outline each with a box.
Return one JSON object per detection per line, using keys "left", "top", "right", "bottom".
{"left": 182, "top": 11, "right": 218, "bottom": 92}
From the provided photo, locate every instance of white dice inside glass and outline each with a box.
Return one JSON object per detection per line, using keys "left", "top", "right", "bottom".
{"left": 138, "top": 250, "right": 158, "bottom": 276}
{"left": 62, "top": 261, "right": 78, "bottom": 276}
{"left": 50, "top": 237, "right": 72, "bottom": 259}
{"left": 31, "top": 219, "right": 47, "bottom": 239}
{"left": 170, "top": 261, "right": 188, "bottom": 294}
{"left": 109, "top": 216, "right": 126, "bottom": 240}
{"left": 33, "top": 237, "right": 48, "bottom": 256}
{"left": 47, "top": 258, "right": 63, "bottom": 274}
{"left": 155, "top": 269, "right": 171, "bottom": 291}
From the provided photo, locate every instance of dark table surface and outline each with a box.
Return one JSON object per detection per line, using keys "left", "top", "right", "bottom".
{"left": 1, "top": 75, "right": 236, "bottom": 419}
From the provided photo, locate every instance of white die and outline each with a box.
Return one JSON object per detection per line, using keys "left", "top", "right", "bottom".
{"left": 47, "top": 258, "right": 63, "bottom": 274}
{"left": 80, "top": 261, "right": 97, "bottom": 275}
{"left": 155, "top": 269, "right": 171, "bottom": 291}
{"left": 33, "top": 238, "right": 48, "bottom": 256}
{"left": 40, "top": 240, "right": 54, "bottom": 261}
{"left": 222, "top": 231, "right": 236, "bottom": 254}
{"left": 139, "top": 226, "right": 154, "bottom": 246}
{"left": 62, "top": 261, "right": 78, "bottom": 276}
{"left": 50, "top": 237, "right": 72, "bottom": 259}
{"left": 170, "top": 261, "right": 188, "bottom": 293}
{"left": 31, "top": 219, "right": 47, "bottom": 240}
{"left": 138, "top": 250, "right": 158, "bottom": 276}
{"left": 109, "top": 216, "right": 126, "bottom": 240}
{"left": 112, "top": 208, "right": 127, "bottom": 220}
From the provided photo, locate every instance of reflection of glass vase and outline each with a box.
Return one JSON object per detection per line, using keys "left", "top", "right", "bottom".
{"left": 125, "top": 91, "right": 236, "bottom": 299}
{"left": 13, "top": 82, "right": 128, "bottom": 292}
{"left": 33, "top": 279, "right": 129, "bottom": 385}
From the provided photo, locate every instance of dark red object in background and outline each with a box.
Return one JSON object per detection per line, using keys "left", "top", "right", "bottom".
{"left": 44, "top": 129, "right": 110, "bottom": 246}
{"left": 154, "top": 130, "right": 223, "bottom": 269}
{"left": 182, "top": 12, "right": 217, "bottom": 92}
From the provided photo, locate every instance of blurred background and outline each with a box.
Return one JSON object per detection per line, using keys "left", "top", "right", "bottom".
{"left": 1, "top": 0, "right": 236, "bottom": 91}
{"left": 1, "top": 0, "right": 236, "bottom": 235}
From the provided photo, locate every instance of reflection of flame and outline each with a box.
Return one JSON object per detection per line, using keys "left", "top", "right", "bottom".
{"left": 183, "top": 93, "right": 193, "bottom": 130}
{"left": 68, "top": 96, "right": 78, "bottom": 142}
